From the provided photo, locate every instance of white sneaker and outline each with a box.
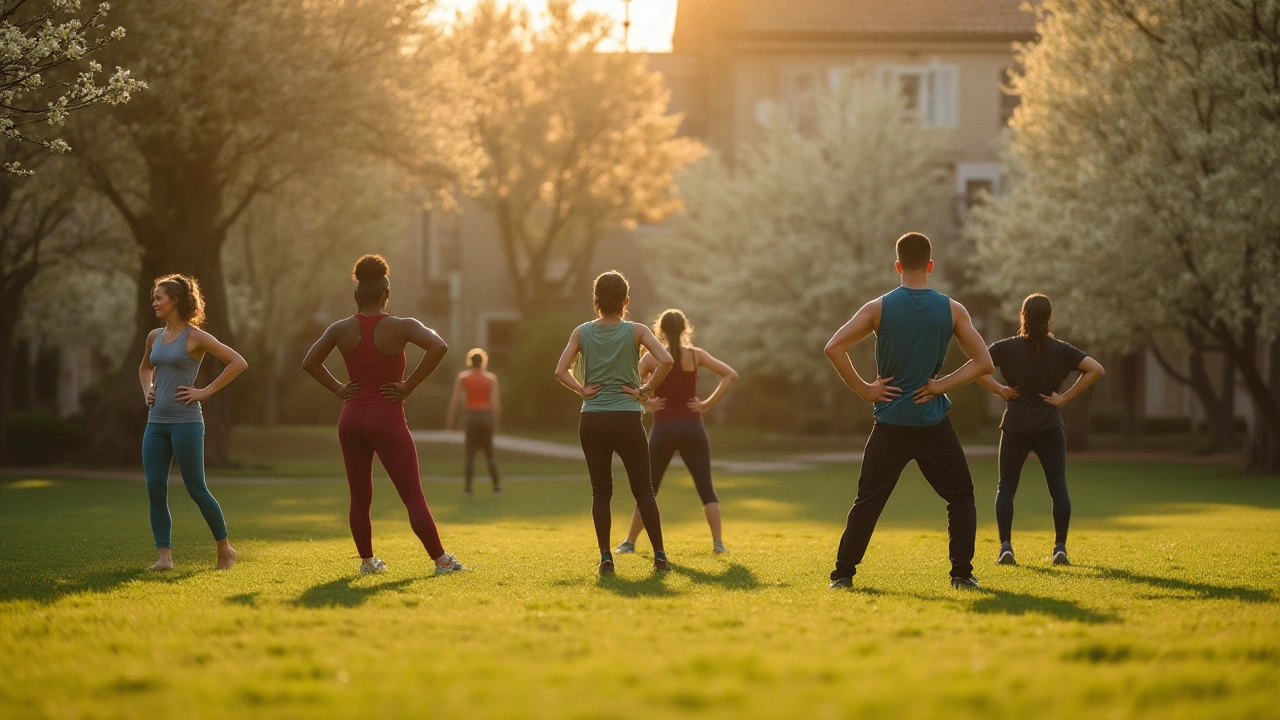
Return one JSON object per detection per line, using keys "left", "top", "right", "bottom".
{"left": 713, "top": 540, "right": 727, "bottom": 554}
{"left": 615, "top": 540, "right": 636, "bottom": 554}
{"left": 434, "top": 554, "right": 464, "bottom": 575}
{"left": 360, "top": 558, "right": 387, "bottom": 575}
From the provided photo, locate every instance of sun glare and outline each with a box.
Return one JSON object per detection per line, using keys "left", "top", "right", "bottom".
{"left": 437, "top": 0, "right": 678, "bottom": 52}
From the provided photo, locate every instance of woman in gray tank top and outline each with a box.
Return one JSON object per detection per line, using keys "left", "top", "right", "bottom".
{"left": 554, "top": 270, "right": 674, "bottom": 575}
{"left": 138, "top": 274, "right": 249, "bottom": 572}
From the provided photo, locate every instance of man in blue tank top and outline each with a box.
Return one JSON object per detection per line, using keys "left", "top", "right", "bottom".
{"left": 823, "top": 233, "right": 994, "bottom": 591}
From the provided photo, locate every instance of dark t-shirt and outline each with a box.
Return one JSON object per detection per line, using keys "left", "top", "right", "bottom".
{"left": 989, "top": 336, "right": 1089, "bottom": 433}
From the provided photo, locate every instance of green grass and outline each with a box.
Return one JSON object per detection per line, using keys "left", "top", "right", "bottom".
{"left": 2, "top": 458, "right": 1279, "bottom": 719}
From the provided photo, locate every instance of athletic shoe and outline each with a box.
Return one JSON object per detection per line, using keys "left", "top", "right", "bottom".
{"left": 829, "top": 577, "right": 853, "bottom": 590}
{"left": 1052, "top": 546, "right": 1070, "bottom": 566}
{"left": 493, "top": 486, "right": 504, "bottom": 495}
{"left": 713, "top": 540, "right": 727, "bottom": 555}
{"left": 615, "top": 540, "right": 636, "bottom": 554}
{"left": 653, "top": 551, "right": 671, "bottom": 572}
{"left": 996, "top": 542, "right": 1016, "bottom": 565}
{"left": 462, "top": 487, "right": 473, "bottom": 496}
{"left": 434, "top": 554, "right": 464, "bottom": 575}
{"left": 950, "top": 575, "right": 982, "bottom": 591}
{"left": 598, "top": 559, "right": 615, "bottom": 575}
{"left": 360, "top": 558, "right": 387, "bottom": 575}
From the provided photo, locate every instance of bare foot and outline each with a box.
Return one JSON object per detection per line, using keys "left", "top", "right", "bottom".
{"left": 216, "top": 542, "right": 237, "bottom": 570}
{"left": 150, "top": 549, "right": 173, "bottom": 572}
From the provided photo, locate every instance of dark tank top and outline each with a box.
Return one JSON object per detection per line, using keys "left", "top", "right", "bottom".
{"left": 653, "top": 348, "right": 699, "bottom": 423}
{"left": 342, "top": 314, "right": 406, "bottom": 405}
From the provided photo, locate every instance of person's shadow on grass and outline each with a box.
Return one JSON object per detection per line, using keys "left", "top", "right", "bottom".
{"left": 672, "top": 562, "right": 763, "bottom": 591}
{"left": 594, "top": 571, "right": 680, "bottom": 598}
{"left": 293, "top": 577, "right": 416, "bottom": 608}
{"left": 1024, "top": 564, "right": 1275, "bottom": 603}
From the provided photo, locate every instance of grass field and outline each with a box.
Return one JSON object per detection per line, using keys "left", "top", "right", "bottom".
{"left": 2, "top": 450, "right": 1279, "bottom": 719}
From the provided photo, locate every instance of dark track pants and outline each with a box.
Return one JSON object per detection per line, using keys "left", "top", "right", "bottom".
{"left": 832, "top": 417, "right": 977, "bottom": 580}
{"left": 464, "top": 409, "right": 499, "bottom": 490}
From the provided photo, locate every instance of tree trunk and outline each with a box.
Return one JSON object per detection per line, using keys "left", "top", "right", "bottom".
{"left": 1212, "top": 354, "right": 1236, "bottom": 450}
{"left": 264, "top": 345, "right": 280, "bottom": 429}
{"left": 1120, "top": 352, "right": 1143, "bottom": 437}
{"left": 1248, "top": 341, "right": 1280, "bottom": 472}
{"left": 0, "top": 312, "right": 14, "bottom": 464}
{"left": 87, "top": 156, "right": 237, "bottom": 466}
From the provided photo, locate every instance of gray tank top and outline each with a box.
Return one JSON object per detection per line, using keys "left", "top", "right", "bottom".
{"left": 148, "top": 326, "right": 204, "bottom": 424}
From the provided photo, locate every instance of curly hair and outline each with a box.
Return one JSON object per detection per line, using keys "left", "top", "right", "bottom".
{"left": 153, "top": 274, "right": 206, "bottom": 327}
{"left": 1018, "top": 293, "right": 1053, "bottom": 358}
{"left": 654, "top": 309, "right": 693, "bottom": 367}
{"left": 352, "top": 254, "right": 390, "bottom": 308}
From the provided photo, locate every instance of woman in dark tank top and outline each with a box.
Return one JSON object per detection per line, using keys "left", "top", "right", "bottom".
{"left": 615, "top": 309, "right": 739, "bottom": 556}
{"left": 977, "top": 293, "right": 1106, "bottom": 567}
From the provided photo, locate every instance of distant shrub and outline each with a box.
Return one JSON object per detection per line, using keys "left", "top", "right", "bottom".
{"left": 4, "top": 412, "right": 86, "bottom": 465}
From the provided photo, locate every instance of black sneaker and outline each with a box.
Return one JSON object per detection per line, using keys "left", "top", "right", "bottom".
{"left": 996, "top": 542, "right": 1016, "bottom": 565}
{"left": 950, "top": 575, "right": 981, "bottom": 591}
{"left": 829, "top": 577, "right": 853, "bottom": 590}
{"left": 653, "top": 551, "right": 671, "bottom": 572}
{"left": 1052, "top": 545, "right": 1070, "bottom": 566}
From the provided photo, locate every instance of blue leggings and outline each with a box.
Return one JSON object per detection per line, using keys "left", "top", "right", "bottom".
{"left": 142, "top": 422, "right": 228, "bottom": 548}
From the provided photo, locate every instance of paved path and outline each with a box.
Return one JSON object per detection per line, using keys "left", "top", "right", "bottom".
{"left": 413, "top": 430, "right": 997, "bottom": 473}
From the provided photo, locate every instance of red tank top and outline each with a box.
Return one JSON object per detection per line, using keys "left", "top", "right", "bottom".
{"left": 653, "top": 349, "right": 700, "bottom": 423}
{"left": 461, "top": 371, "right": 492, "bottom": 409}
{"left": 342, "top": 314, "right": 406, "bottom": 405}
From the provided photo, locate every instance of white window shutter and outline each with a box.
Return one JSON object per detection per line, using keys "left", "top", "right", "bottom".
{"left": 932, "top": 65, "right": 959, "bottom": 128}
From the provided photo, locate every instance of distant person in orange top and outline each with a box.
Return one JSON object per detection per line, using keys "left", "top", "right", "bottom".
{"left": 447, "top": 348, "right": 502, "bottom": 495}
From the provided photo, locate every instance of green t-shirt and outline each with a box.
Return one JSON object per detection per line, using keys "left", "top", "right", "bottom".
{"left": 577, "top": 320, "right": 643, "bottom": 413}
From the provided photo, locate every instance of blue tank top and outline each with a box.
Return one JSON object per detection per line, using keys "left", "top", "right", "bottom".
{"left": 873, "top": 286, "right": 953, "bottom": 427}
{"left": 148, "top": 326, "right": 204, "bottom": 424}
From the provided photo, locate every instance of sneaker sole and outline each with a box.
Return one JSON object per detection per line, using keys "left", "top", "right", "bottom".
{"left": 996, "top": 552, "right": 1016, "bottom": 565}
{"left": 1052, "top": 553, "right": 1070, "bottom": 566}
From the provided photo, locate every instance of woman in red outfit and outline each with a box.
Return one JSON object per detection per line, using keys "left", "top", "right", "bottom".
{"left": 302, "top": 254, "right": 464, "bottom": 576}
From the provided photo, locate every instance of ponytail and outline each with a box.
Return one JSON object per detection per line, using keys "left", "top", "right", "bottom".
{"left": 655, "top": 309, "right": 691, "bottom": 367}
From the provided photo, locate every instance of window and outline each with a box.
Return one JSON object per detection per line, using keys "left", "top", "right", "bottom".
{"left": 876, "top": 63, "right": 959, "bottom": 128}
{"left": 955, "top": 162, "right": 1003, "bottom": 215}
{"left": 781, "top": 68, "right": 820, "bottom": 134}
{"left": 1000, "top": 67, "right": 1021, "bottom": 127}
{"left": 481, "top": 316, "right": 519, "bottom": 369}
{"left": 421, "top": 209, "right": 460, "bottom": 283}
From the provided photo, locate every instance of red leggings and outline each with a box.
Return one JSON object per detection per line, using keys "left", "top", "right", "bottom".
{"left": 338, "top": 403, "right": 445, "bottom": 560}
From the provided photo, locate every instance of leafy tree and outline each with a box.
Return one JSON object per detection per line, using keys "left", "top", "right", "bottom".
{"left": 969, "top": 0, "right": 1280, "bottom": 468}
{"left": 0, "top": 0, "right": 143, "bottom": 173}
{"left": 223, "top": 166, "right": 405, "bottom": 428}
{"left": 75, "top": 0, "right": 476, "bottom": 464}
{"left": 653, "top": 88, "right": 949, "bottom": 384}
{"left": 449, "top": 0, "right": 703, "bottom": 316}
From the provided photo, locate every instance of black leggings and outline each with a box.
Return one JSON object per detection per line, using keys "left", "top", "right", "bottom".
{"left": 996, "top": 426, "right": 1071, "bottom": 545}
{"left": 464, "top": 409, "right": 499, "bottom": 490}
{"left": 579, "top": 411, "right": 663, "bottom": 552}
{"left": 649, "top": 419, "right": 718, "bottom": 504}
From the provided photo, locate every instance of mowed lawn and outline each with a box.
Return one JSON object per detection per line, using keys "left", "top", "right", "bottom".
{"left": 1, "top": 452, "right": 1279, "bottom": 719}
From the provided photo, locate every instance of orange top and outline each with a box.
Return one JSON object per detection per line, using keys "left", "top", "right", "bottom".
{"left": 461, "top": 371, "right": 493, "bottom": 410}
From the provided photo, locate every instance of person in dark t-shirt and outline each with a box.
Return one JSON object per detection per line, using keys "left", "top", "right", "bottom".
{"left": 977, "top": 294, "right": 1105, "bottom": 567}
